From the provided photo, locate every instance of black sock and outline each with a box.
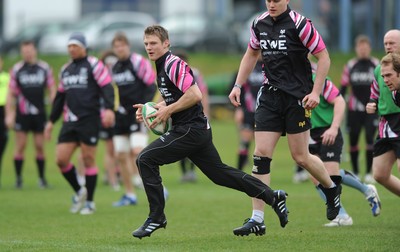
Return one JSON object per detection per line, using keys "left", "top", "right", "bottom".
{"left": 14, "top": 158, "right": 24, "bottom": 179}
{"left": 189, "top": 160, "right": 195, "bottom": 171}
{"left": 238, "top": 141, "right": 250, "bottom": 170}
{"left": 36, "top": 157, "right": 45, "bottom": 179}
{"left": 350, "top": 150, "right": 359, "bottom": 175}
{"left": 366, "top": 150, "right": 373, "bottom": 174}
{"left": 296, "top": 165, "right": 304, "bottom": 173}
{"left": 238, "top": 154, "right": 248, "bottom": 170}
{"left": 180, "top": 159, "right": 187, "bottom": 174}
{"left": 0, "top": 132, "right": 7, "bottom": 184}
{"left": 61, "top": 165, "right": 81, "bottom": 192}
{"left": 85, "top": 174, "right": 97, "bottom": 201}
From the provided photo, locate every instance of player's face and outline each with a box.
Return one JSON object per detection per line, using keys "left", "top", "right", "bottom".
{"left": 68, "top": 44, "right": 86, "bottom": 60}
{"left": 355, "top": 42, "right": 371, "bottom": 59}
{"left": 266, "top": 0, "right": 289, "bottom": 18}
{"left": 20, "top": 44, "right": 37, "bottom": 63}
{"left": 384, "top": 32, "right": 400, "bottom": 53}
{"left": 381, "top": 63, "right": 400, "bottom": 91}
{"left": 143, "top": 34, "right": 169, "bottom": 61}
{"left": 113, "top": 40, "right": 130, "bottom": 60}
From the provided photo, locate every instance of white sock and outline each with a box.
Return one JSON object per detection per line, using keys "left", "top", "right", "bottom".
{"left": 251, "top": 210, "right": 264, "bottom": 223}
{"left": 329, "top": 182, "right": 336, "bottom": 188}
{"left": 126, "top": 193, "right": 137, "bottom": 200}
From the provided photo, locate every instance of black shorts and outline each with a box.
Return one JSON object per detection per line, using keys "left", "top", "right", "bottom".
{"left": 99, "top": 125, "right": 114, "bottom": 140}
{"left": 15, "top": 114, "right": 46, "bottom": 133}
{"left": 241, "top": 111, "right": 255, "bottom": 130}
{"left": 346, "top": 110, "right": 378, "bottom": 135}
{"left": 309, "top": 127, "right": 343, "bottom": 162}
{"left": 373, "top": 137, "right": 400, "bottom": 158}
{"left": 255, "top": 85, "right": 311, "bottom": 134}
{"left": 114, "top": 112, "right": 144, "bottom": 135}
{"left": 58, "top": 116, "right": 100, "bottom": 146}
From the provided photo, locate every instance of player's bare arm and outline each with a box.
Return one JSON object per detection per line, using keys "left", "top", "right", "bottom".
{"left": 229, "top": 47, "right": 260, "bottom": 107}
{"left": 303, "top": 49, "right": 331, "bottom": 109}
{"left": 321, "top": 95, "right": 345, "bottom": 146}
{"left": 4, "top": 89, "right": 16, "bottom": 129}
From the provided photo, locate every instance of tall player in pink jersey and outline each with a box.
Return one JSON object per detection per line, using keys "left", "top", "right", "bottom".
{"left": 229, "top": 0, "right": 342, "bottom": 236}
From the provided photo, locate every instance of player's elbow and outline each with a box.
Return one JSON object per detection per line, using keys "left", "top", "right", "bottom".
{"left": 194, "top": 91, "right": 202, "bottom": 103}
{"left": 191, "top": 86, "right": 203, "bottom": 103}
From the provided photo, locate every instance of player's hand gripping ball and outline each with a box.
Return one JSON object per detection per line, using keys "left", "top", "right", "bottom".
{"left": 142, "top": 102, "right": 171, "bottom": 135}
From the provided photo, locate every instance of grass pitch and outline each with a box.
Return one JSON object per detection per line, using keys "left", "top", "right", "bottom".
{"left": 0, "top": 120, "right": 399, "bottom": 252}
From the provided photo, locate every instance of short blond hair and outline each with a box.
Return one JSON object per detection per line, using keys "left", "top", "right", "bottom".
{"left": 144, "top": 25, "right": 170, "bottom": 47}
{"left": 381, "top": 52, "right": 400, "bottom": 74}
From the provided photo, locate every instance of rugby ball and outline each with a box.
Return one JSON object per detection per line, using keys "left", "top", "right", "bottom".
{"left": 142, "top": 102, "right": 171, "bottom": 135}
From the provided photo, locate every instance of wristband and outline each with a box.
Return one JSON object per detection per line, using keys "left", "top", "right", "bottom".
{"left": 234, "top": 84, "right": 242, "bottom": 89}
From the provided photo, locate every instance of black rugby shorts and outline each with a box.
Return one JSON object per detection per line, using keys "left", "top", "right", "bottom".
{"left": 254, "top": 85, "right": 311, "bottom": 134}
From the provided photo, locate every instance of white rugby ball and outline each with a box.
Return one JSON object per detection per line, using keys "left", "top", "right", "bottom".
{"left": 142, "top": 102, "right": 171, "bottom": 135}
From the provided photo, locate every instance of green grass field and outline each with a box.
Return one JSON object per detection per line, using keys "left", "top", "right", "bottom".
{"left": 1, "top": 52, "right": 398, "bottom": 251}
{"left": 0, "top": 120, "right": 399, "bottom": 252}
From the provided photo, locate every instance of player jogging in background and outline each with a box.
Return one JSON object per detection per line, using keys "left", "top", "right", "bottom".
{"left": 5, "top": 40, "right": 56, "bottom": 189}
{"left": 306, "top": 72, "right": 381, "bottom": 227}
{"left": 340, "top": 35, "right": 379, "bottom": 183}
{"left": 111, "top": 32, "right": 157, "bottom": 207}
{"left": 44, "top": 32, "right": 115, "bottom": 215}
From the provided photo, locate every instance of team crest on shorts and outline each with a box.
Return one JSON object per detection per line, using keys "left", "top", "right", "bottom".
{"left": 305, "top": 109, "right": 311, "bottom": 118}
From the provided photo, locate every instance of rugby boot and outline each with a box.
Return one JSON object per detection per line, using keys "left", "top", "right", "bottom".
{"left": 318, "top": 176, "right": 342, "bottom": 220}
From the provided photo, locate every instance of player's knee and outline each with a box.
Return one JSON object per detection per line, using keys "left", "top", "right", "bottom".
{"left": 56, "top": 158, "right": 68, "bottom": 169}
{"left": 136, "top": 152, "right": 148, "bottom": 169}
{"left": 292, "top": 152, "right": 310, "bottom": 168}
{"left": 252, "top": 155, "right": 271, "bottom": 174}
{"left": 373, "top": 171, "right": 388, "bottom": 183}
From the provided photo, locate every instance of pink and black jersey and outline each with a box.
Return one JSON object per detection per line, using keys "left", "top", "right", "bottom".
{"left": 57, "top": 56, "right": 113, "bottom": 122}
{"left": 341, "top": 57, "right": 379, "bottom": 111}
{"left": 155, "top": 51, "right": 208, "bottom": 128}
{"left": 249, "top": 7, "right": 326, "bottom": 99}
{"left": 9, "top": 60, "right": 55, "bottom": 115}
{"left": 112, "top": 52, "right": 156, "bottom": 113}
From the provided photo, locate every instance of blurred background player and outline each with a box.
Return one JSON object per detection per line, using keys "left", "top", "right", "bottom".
{"left": 5, "top": 41, "right": 56, "bottom": 189}
{"left": 111, "top": 32, "right": 157, "bottom": 206}
{"left": 232, "top": 54, "right": 264, "bottom": 171}
{"left": 76, "top": 50, "right": 121, "bottom": 190}
{"left": 44, "top": 32, "right": 115, "bottom": 214}
{"left": 340, "top": 35, "right": 379, "bottom": 183}
{"left": 0, "top": 56, "right": 10, "bottom": 187}
{"left": 99, "top": 50, "right": 120, "bottom": 190}
{"left": 306, "top": 71, "right": 381, "bottom": 226}
{"left": 366, "top": 29, "right": 400, "bottom": 197}
{"left": 174, "top": 50, "right": 210, "bottom": 182}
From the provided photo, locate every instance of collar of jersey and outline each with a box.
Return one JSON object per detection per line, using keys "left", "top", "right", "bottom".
{"left": 270, "top": 6, "right": 291, "bottom": 22}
